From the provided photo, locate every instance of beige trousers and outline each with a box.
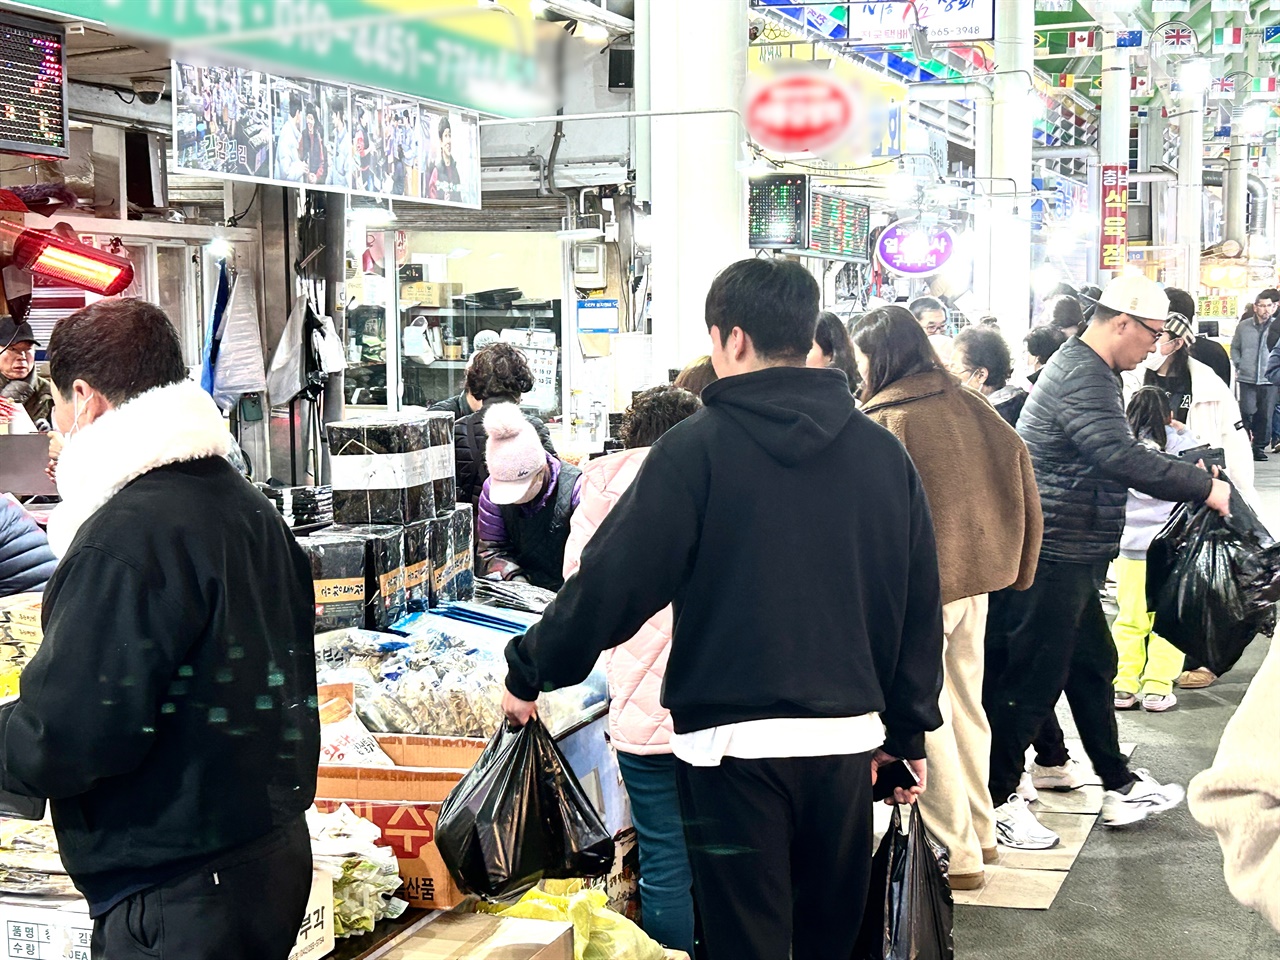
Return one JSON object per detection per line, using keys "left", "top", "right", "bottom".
{"left": 918, "top": 594, "right": 995, "bottom": 878}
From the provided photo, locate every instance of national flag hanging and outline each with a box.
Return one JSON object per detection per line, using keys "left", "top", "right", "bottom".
{"left": 1091, "top": 76, "right": 1103, "bottom": 94}
{"left": 1056, "top": 73, "right": 1075, "bottom": 88}
{"left": 1048, "top": 33, "right": 1070, "bottom": 55}
{"left": 1116, "top": 30, "right": 1144, "bottom": 49}
{"left": 1252, "top": 77, "right": 1278, "bottom": 97}
{"left": 1152, "top": 0, "right": 1190, "bottom": 9}
{"left": 1211, "top": 77, "right": 1236, "bottom": 98}
{"left": 1068, "top": 31, "right": 1098, "bottom": 51}
{"left": 1130, "top": 75, "right": 1150, "bottom": 96}
{"left": 1210, "top": 0, "right": 1248, "bottom": 10}
{"left": 1034, "top": 31, "right": 1049, "bottom": 50}
{"left": 1159, "top": 26, "right": 1195, "bottom": 50}
{"left": 1264, "top": 27, "right": 1280, "bottom": 46}
{"left": 1214, "top": 27, "right": 1244, "bottom": 52}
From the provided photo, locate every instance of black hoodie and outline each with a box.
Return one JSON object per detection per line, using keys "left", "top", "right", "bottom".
{"left": 505, "top": 366, "right": 944, "bottom": 759}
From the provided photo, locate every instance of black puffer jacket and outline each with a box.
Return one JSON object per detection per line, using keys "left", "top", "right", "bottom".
{"left": 1018, "top": 337, "right": 1213, "bottom": 563}
{"left": 0, "top": 499, "right": 55, "bottom": 597}
{"left": 455, "top": 399, "right": 557, "bottom": 506}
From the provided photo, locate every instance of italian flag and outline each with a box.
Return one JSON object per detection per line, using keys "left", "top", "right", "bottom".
{"left": 1214, "top": 27, "right": 1244, "bottom": 52}
{"left": 1252, "top": 77, "right": 1278, "bottom": 95}
{"left": 1068, "top": 31, "right": 1098, "bottom": 51}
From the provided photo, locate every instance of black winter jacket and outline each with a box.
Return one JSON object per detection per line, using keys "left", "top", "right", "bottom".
{"left": 0, "top": 458, "right": 320, "bottom": 912}
{"left": 1018, "top": 338, "right": 1214, "bottom": 563}
{"left": 505, "top": 366, "right": 944, "bottom": 760}
{"left": 0, "top": 499, "right": 55, "bottom": 596}
{"left": 455, "top": 399, "right": 557, "bottom": 506}
{"left": 429, "top": 392, "right": 471, "bottom": 421}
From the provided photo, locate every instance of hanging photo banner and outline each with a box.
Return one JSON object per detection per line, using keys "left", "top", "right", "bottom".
{"left": 1099, "top": 165, "right": 1129, "bottom": 272}
{"left": 756, "top": 0, "right": 994, "bottom": 44}
{"left": 875, "top": 220, "right": 956, "bottom": 277}
{"left": 172, "top": 62, "right": 481, "bottom": 208}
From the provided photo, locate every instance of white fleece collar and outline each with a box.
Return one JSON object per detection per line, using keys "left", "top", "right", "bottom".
{"left": 47, "top": 380, "right": 230, "bottom": 558}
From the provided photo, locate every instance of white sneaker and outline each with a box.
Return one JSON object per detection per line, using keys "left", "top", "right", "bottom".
{"left": 1016, "top": 772, "right": 1039, "bottom": 803}
{"left": 995, "top": 795, "right": 1061, "bottom": 850}
{"left": 1101, "top": 769, "right": 1186, "bottom": 827}
{"left": 1031, "top": 759, "right": 1087, "bottom": 792}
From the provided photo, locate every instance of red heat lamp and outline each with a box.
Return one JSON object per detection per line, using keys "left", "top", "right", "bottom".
{"left": 10, "top": 229, "right": 134, "bottom": 296}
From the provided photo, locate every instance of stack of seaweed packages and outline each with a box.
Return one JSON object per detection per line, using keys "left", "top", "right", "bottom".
{"left": 257, "top": 483, "right": 334, "bottom": 529}
{"left": 320, "top": 411, "right": 473, "bottom": 631}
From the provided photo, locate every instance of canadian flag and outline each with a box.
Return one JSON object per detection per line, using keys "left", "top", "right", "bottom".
{"left": 1130, "top": 75, "right": 1150, "bottom": 95}
{"left": 1068, "top": 31, "right": 1097, "bottom": 50}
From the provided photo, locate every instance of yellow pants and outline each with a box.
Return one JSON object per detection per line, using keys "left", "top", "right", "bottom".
{"left": 1112, "top": 557, "right": 1185, "bottom": 697}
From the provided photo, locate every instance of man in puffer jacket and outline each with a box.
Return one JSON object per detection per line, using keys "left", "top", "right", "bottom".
{"left": 986, "top": 275, "right": 1232, "bottom": 843}
{"left": 561, "top": 384, "right": 702, "bottom": 955}
{"left": 0, "top": 496, "right": 55, "bottom": 596}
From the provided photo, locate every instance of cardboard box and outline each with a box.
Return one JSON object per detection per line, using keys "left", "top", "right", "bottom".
{"left": 316, "top": 733, "right": 486, "bottom": 802}
{"left": 0, "top": 899, "right": 92, "bottom": 960}
{"left": 289, "top": 869, "right": 336, "bottom": 960}
{"left": 402, "top": 282, "right": 463, "bottom": 308}
{"left": 314, "top": 798, "right": 465, "bottom": 910}
{"left": 316, "top": 733, "right": 486, "bottom": 910}
{"left": 380, "top": 912, "right": 573, "bottom": 960}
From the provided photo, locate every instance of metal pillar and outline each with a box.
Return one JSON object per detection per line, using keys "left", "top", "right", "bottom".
{"left": 633, "top": 0, "right": 651, "bottom": 204}
{"left": 1177, "top": 90, "right": 1204, "bottom": 294}
{"left": 988, "top": 0, "right": 1033, "bottom": 336}
{"left": 1099, "top": 33, "right": 1132, "bottom": 281}
{"left": 648, "top": 0, "right": 747, "bottom": 369}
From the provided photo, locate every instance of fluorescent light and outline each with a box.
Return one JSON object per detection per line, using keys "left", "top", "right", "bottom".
{"left": 207, "top": 237, "right": 233, "bottom": 259}
{"left": 581, "top": 22, "right": 608, "bottom": 41}
{"left": 447, "top": 247, "right": 472, "bottom": 259}
{"left": 1178, "top": 58, "right": 1212, "bottom": 95}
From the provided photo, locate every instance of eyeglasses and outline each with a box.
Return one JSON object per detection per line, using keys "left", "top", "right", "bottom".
{"left": 1131, "top": 316, "right": 1171, "bottom": 343}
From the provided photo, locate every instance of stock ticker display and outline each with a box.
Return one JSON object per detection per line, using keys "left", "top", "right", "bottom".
{"left": 0, "top": 13, "right": 68, "bottom": 158}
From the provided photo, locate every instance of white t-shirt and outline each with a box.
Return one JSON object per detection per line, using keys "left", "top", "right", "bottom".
{"left": 670, "top": 714, "right": 885, "bottom": 767}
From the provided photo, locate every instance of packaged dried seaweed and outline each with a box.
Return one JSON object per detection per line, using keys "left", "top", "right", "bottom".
{"left": 449, "top": 504, "right": 475, "bottom": 602}
{"left": 426, "top": 411, "right": 457, "bottom": 518}
{"left": 403, "top": 519, "right": 432, "bottom": 611}
{"left": 330, "top": 524, "right": 407, "bottom": 630}
{"left": 427, "top": 514, "right": 453, "bottom": 608}
{"left": 298, "top": 534, "right": 367, "bottom": 633}
{"left": 328, "top": 414, "right": 435, "bottom": 525}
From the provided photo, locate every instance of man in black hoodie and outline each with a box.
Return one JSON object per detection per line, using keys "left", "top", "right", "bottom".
{"left": 502, "top": 258, "right": 944, "bottom": 959}
{"left": 0, "top": 300, "right": 319, "bottom": 960}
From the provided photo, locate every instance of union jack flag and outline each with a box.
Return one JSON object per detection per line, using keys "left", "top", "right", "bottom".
{"left": 1211, "top": 77, "right": 1236, "bottom": 98}
{"left": 1160, "top": 27, "right": 1194, "bottom": 48}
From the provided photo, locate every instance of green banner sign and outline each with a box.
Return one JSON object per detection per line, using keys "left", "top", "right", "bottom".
{"left": 21, "top": 0, "right": 544, "bottom": 116}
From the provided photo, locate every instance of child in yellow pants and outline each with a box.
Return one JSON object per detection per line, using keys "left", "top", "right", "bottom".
{"left": 1112, "top": 387, "right": 1195, "bottom": 713}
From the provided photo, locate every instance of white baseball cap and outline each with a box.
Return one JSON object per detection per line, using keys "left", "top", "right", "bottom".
{"left": 1093, "top": 275, "right": 1170, "bottom": 323}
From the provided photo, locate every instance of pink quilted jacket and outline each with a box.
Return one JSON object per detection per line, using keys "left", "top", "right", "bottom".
{"left": 562, "top": 448, "right": 674, "bottom": 755}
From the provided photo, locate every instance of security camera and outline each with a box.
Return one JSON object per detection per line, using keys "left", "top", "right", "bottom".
{"left": 131, "top": 77, "right": 166, "bottom": 105}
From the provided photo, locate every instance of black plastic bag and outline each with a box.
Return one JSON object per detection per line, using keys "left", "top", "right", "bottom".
{"left": 1147, "top": 484, "right": 1280, "bottom": 676}
{"left": 853, "top": 804, "right": 954, "bottom": 960}
{"left": 436, "top": 718, "right": 613, "bottom": 901}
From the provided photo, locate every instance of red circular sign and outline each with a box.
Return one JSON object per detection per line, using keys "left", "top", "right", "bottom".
{"left": 746, "top": 74, "right": 855, "bottom": 155}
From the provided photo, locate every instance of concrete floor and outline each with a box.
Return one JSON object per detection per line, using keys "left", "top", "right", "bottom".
{"left": 955, "top": 458, "right": 1280, "bottom": 959}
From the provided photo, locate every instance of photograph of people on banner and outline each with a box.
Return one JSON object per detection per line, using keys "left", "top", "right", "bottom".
{"left": 171, "top": 61, "right": 481, "bottom": 209}
{"left": 173, "top": 64, "right": 271, "bottom": 179}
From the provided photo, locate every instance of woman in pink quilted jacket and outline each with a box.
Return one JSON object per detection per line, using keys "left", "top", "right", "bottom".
{"left": 562, "top": 383, "right": 702, "bottom": 955}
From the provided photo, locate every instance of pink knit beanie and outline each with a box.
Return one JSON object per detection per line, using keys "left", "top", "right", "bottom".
{"left": 484, "top": 403, "right": 547, "bottom": 504}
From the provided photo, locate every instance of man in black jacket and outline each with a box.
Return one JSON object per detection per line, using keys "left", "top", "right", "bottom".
{"left": 502, "top": 258, "right": 944, "bottom": 960}
{"left": 0, "top": 300, "right": 320, "bottom": 960}
{"left": 986, "top": 275, "right": 1231, "bottom": 851}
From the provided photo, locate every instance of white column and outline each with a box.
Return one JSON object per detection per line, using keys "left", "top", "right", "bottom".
{"left": 988, "top": 0, "right": 1033, "bottom": 337}
{"left": 972, "top": 95, "right": 993, "bottom": 310}
{"left": 1225, "top": 10, "right": 1248, "bottom": 245}
{"left": 1099, "top": 33, "right": 1131, "bottom": 281}
{"left": 1177, "top": 90, "right": 1203, "bottom": 294}
{"left": 648, "top": 0, "right": 748, "bottom": 370}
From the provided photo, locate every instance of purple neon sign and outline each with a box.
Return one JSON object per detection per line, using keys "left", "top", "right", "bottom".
{"left": 875, "top": 220, "right": 956, "bottom": 277}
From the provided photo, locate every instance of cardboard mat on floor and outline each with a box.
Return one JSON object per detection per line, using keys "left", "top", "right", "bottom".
{"left": 953, "top": 740, "right": 1136, "bottom": 911}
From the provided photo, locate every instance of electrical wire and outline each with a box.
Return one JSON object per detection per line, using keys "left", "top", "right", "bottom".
{"left": 227, "top": 185, "right": 260, "bottom": 227}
